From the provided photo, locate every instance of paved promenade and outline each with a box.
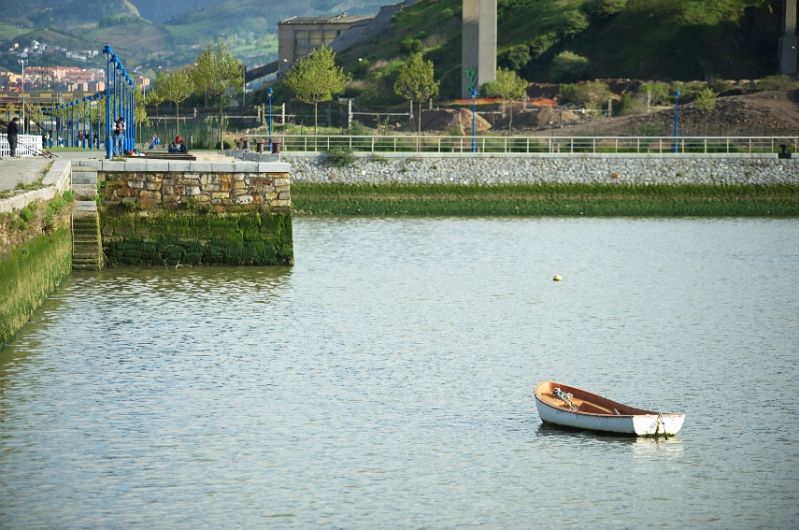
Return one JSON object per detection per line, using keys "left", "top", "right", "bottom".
{"left": 0, "top": 151, "right": 103, "bottom": 192}
{"left": 0, "top": 150, "right": 232, "bottom": 192}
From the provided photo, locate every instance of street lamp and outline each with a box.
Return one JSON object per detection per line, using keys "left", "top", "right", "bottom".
{"left": 673, "top": 89, "right": 681, "bottom": 154}
{"left": 471, "top": 88, "right": 478, "bottom": 153}
{"left": 267, "top": 87, "right": 273, "bottom": 153}
{"left": 18, "top": 59, "right": 26, "bottom": 92}
{"left": 18, "top": 59, "right": 26, "bottom": 133}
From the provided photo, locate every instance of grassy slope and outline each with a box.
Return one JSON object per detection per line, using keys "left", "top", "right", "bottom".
{"left": 339, "top": 0, "right": 779, "bottom": 102}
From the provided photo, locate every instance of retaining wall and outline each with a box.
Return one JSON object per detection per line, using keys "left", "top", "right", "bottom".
{"left": 281, "top": 153, "right": 798, "bottom": 185}
{"left": 89, "top": 159, "right": 294, "bottom": 266}
{"left": 0, "top": 225, "right": 72, "bottom": 345}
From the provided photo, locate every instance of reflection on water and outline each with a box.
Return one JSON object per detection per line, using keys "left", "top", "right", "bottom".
{"left": 1, "top": 218, "right": 798, "bottom": 529}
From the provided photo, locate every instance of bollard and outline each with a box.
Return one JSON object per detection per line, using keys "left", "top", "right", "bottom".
{"left": 272, "top": 142, "right": 281, "bottom": 154}
{"left": 779, "top": 144, "right": 792, "bottom": 159}
{"left": 256, "top": 139, "right": 265, "bottom": 153}
{"left": 242, "top": 138, "right": 250, "bottom": 150}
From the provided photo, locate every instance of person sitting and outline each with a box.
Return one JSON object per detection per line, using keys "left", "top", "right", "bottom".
{"left": 148, "top": 134, "right": 161, "bottom": 149}
{"left": 175, "top": 135, "right": 188, "bottom": 153}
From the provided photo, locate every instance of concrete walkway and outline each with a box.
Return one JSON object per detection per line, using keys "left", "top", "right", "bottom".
{"left": 0, "top": 149, "right": 232, "bottom": 192}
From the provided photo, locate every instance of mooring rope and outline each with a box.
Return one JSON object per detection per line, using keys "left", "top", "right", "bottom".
{"left": 553, "top": 387, "right": 577, "bottom": 411}
{"left": 655, "top": 413, "right": 665, "bottom": 438}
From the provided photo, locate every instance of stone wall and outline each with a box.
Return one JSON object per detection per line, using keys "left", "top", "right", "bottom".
{"left": 0, "top": 226, "right": 72, "bottom": 345}
{"left": 93, "top": 160, "right": 291, "bottom": 212}
{"left": 90, "top": 159, "right": 294, "bottom": 266}
{"left": 282, "top": 153, "right": 799, "bottom": 186}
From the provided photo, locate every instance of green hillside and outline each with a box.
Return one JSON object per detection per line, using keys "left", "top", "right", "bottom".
{"left": 0, "top": 0, "right": 389, "bottom": 71}
{"left": 338, "top": 0, "right": 781, "bottom": 102}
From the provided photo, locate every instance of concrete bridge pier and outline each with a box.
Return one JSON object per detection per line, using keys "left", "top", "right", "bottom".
{"left": 780, "top": 0, "right": 798, "bottom": 75}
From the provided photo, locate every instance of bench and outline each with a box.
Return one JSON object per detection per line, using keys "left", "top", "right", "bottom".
{"left": 138, "top": 152, "right": 197, "bottom": 161}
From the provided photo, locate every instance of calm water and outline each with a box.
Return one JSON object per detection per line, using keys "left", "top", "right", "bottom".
{"left": 1, "top": 218, "right": 798, "bottom": 529}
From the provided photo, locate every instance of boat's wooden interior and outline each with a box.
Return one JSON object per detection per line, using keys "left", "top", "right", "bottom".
{"left": 535, "top": 381, "right": 655, "bottom": 416}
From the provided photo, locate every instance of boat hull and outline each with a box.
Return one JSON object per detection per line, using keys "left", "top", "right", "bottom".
{"left": 534, "top": 381, "right": 685, "bottom": 436}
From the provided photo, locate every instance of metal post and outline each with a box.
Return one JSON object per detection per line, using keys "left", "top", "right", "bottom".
{"left": 348, "top": 99, "right": 353, "bottom": 129}
{"left": 82, "top": 98, "right": 87, "bottom": 148}
{"left": 67, "top": 103, "right": 72, "bottom": 148}
{"left": 673, "top": 89, "right": 681, "bottom": 154}
{"left": 267, "top": 87, "right": 273, "bottom": 152}
{"left": 471, "top": 88, "right": 477, "bottom": 153}
{"left": 103, "top": 44, "right": 113, "bottom": 158}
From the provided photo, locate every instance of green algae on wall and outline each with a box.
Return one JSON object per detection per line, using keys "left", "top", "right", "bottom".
{"left": 100, "top": 209, "right": 293, "bottom": 266}
{"left": 291, "top": 183, "right": 799, "bottom": 217}
{"left": 0, "top": 226, "right": 72, "bottom": 345}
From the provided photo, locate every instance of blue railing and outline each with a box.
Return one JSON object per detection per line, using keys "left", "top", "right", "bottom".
{"left": 102, "top": 43, "right": 136, "bottom": 159}
{"left": 47, "top": 92, "right": 104, "bottom": 149}
{"left": 41, "top": 43, "right": 136, "bottom": 157}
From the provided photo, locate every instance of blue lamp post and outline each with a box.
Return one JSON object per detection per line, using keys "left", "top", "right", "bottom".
{"left": 103, "top": 44, "right": 113, "bottom": 158}
{"left": 82, "top": 97, "right": 88, "bottom": 148}
{"left": 471, "top": 88, "right": 478, "bottom": 153}
{"left": 673, "top": 89, "right": 681, "bottom": 154}
{"left": 267, "top": 87, "right": 274, "bottom": 153}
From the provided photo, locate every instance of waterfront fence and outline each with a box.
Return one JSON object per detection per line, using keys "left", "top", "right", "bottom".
{"left": 245, "top": 135, "right": 799, "bottom": 155}
{"left": 0, "top": 134, "right": 44, "bottom": 158}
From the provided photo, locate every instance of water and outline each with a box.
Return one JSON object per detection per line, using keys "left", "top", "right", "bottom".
{"left": 1, "top": 217, "right": 798, "bottom": 529}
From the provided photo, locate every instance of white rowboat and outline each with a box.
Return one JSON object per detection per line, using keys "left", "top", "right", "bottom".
{"left": 534, "top": 381, "right": 685, "bottom": 436}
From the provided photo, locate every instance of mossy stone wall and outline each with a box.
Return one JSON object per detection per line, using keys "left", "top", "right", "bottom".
{"left": 0, "top": 226, "right": 72, "bottom": 345}
{"left": 101, "top": 210, "right": 293, "bottom": 266}
{"left": 98, "top": 171, "right": 293, "bottom": 266}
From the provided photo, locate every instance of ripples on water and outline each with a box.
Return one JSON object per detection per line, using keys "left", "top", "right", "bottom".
{"left": 1, "top": 218, "right": 798, "bottom": 529}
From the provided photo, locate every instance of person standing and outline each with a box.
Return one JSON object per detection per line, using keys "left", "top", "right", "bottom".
{"left": 7, "top": 116, "right": 19, "bottom": 157}
{"left": 113, "top": 116, "right": 126, "bottom": 156}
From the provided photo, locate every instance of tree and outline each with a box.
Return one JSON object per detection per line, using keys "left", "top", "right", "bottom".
{"left": 193, "top": 42, "right": 243, "bottom": 113}
{"left": 155, "top": 67, "right": 193, "bottom": 135}
{"left": 284, "top": 45, "right": 349, "bottom": 134}
{"left": 551, "top": 50, "right": 589, "bottom": 82}
{"left": 394, "top": 52, "right": 440, "bottom": 134}
{"left": 134, "top": 87, "right": 148, "bottom": 144}
{"left": 500, "top": 44, "right": 531, "bottom": 71}
{"left": 193, "top": 42, "right": 244, "bottom": 149}
{"left": 483, "top": 68, "right": 527, "bottom": 134}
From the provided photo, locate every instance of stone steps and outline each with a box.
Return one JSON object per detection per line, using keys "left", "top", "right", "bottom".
{"left": 71, "top": 165, "right": 104, "bottom": 270}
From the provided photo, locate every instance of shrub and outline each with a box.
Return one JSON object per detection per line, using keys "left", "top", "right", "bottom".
{"left": 560, "top": 10, "right": 590, "bottom": 38}
{"left": 559, "top": 80, "right": 611, "bottom": 109}
{"left": 693, "top": 88, "right": 717, "bottom": 112}
{"left": 551, "top": 50, "right": 589, "bottom": 81}
{"left": 530, "top": 33, "right": 558, "bottom": 58}
{"left": 619, "top": 93, "right": 645, "bottom": 116}
{"left": 708, "top": 78, "right": 733, "bottom": 94}
{"left": 638, "top": 81, "right": 671, "bottom": 105}
{"left": 500, "top": 44, "right": 531, "bottom": 71}
{"left": 757, "top": 74, "right": 799, "bottom": 91}
{"left": 590, "top": 0, "right": 628, "bottom": 17}
{"left": 671, "top": 80, "right": 706, "bottom": 101}
{"left": 325, "top": 147, "right": 356, "bottom": 167}
{"left": 400, "top": 37, "right": 423, "bottom": 54}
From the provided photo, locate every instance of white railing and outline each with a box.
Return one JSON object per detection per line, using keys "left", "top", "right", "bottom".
{"left": 0, "top": 135, "right": 44, "bottom": 158}
{"left": 243, "top": 135, "right": 798, "bottom": 155}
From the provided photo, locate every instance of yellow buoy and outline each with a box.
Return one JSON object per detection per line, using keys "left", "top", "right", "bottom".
{"left": 553, "top": 274, "right": 562, "bottom": 282}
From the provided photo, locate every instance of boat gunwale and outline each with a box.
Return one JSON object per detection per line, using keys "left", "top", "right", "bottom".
{"left": 534, "top": 381, "right": 677, "bottom": 418}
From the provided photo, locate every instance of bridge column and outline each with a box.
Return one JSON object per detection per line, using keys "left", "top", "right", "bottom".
{"left": 461, "top": 0, "right": 497, "bottom": 98}
{"left": 780, "top": 0, "right": 798, "bottom": 75}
